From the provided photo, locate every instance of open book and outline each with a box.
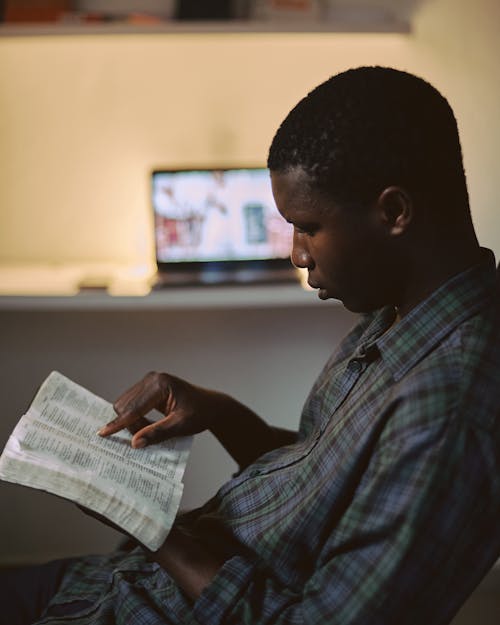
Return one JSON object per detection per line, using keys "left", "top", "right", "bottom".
{"left": 0, "top": 371, "right": 192, "bottom": 551}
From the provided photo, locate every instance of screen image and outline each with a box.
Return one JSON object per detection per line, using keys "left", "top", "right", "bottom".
{"left": 152, "top": 168, "right": 293, "bottom": 263}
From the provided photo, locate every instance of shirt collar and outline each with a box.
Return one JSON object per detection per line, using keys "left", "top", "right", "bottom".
{"left": 359, "top": 249, "right": 498, "bottom": 381}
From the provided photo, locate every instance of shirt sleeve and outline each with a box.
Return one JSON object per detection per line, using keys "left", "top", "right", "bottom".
{"left": 193, "top": 405, "right": 498, "bottom": 625}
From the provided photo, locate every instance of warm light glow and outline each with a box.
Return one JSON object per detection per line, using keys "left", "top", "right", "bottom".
{"left": 296, "top": 267, "right": 314, "bottom": 291}
{"left": 0, "top": 32, "right": 410, "bottom": 279}
{"left": 1, "top": 4, "right": 499, "bottom": 291}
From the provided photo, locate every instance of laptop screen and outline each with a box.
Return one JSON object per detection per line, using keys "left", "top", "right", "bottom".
{"left": 152, "top": 168, "right": 293, "bottom": 266}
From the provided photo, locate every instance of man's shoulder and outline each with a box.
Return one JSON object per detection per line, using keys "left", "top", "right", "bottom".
{"left": 454, "top": 292, "right": 500, "bottom": 430}
{"left": 394, "top": 298, "right": 500, "bottom": 430}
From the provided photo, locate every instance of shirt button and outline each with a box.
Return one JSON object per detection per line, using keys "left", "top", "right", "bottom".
{"left": 348, "top": 359, "right": 362, "bottom": 373}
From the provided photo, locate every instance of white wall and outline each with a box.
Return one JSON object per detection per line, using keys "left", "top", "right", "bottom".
{"left": 0, "top": 0, "right": 499, "bottom": 267}
{"left": 0, "top": 1, "right": 499, "bottom": 621}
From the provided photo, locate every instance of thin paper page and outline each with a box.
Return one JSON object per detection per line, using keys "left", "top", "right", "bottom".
{"left": 26, "top": 371, "right": 191, "bottom": 481}
{"left": 0, "top": 371, "right": 193, "bottom": 551}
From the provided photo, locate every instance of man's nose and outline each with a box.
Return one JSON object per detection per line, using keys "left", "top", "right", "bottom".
{"left": 291, "top": 233, "right": 313, "bottom": 269}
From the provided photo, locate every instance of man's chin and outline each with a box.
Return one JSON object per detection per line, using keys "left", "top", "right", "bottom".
{"left": 316, "top": 287, "right": 374, "bottom": 312}
{"left": 317, "top": 288, "right": 342, "bottom": 302}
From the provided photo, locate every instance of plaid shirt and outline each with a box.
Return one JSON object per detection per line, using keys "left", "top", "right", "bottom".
{"left": 38, "top": 250, "right": 500, "bottom": 625}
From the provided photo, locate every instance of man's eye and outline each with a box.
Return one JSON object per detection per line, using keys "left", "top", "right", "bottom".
{"left": 295, "top": 225, "right": 316, "bottom": 236}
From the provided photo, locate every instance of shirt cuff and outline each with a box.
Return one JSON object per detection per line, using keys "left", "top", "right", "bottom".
{"left": 193, "top": 555, "right": 256, "bottom": 625}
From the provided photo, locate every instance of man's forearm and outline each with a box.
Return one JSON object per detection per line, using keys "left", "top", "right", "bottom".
{"left": 207, "top": 391, "right": 297, "bottom": 468}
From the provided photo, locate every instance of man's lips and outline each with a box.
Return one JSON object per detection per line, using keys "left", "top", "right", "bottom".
{"left": 307, "top": 278, "right": 329, "bottom": 300}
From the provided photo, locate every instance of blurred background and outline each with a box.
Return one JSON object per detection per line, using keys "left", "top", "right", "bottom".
{"left": 0, "top": 1, "right": 499, "bottom": 622}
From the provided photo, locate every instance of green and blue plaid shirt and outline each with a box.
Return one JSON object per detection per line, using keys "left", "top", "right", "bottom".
{"left": 38, "top": 250, "right": 500, "bottom": 625}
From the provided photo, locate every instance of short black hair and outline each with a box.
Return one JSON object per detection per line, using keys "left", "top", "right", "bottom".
{"left": 267, "top": 66, "right": 470, "bottom": 217}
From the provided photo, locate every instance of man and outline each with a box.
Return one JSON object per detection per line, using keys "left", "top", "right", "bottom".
{"left": 3, "top": 66, "right": 500, "bottom": 624}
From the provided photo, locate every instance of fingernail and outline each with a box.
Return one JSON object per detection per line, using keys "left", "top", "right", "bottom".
{"left": 133, "top": 438, "right": 146, "bottom": 449}
{"left": 97, "top": 428, "right": 106, "bottom": 436}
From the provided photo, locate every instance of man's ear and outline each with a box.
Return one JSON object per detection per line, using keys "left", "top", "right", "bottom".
{"left": 376, "top": 186, "right": 413, "bottom": 236}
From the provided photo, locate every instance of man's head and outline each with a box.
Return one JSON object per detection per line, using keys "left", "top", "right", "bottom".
{"left": 268, "top": 66, "right": 475, "bottom": 313}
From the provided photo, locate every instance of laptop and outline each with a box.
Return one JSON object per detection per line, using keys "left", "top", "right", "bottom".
{"left": 151, "top": 167, "right": 297, "bottom": 288}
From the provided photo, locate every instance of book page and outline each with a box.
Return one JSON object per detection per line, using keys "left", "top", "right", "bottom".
{"left": 0, "top": 371, "right": 193, "bottom": 551}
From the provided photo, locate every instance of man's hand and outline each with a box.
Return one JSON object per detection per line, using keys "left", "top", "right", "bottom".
{"left": 98, "top": 371, "right": 218, "bottom": 449}
{"left": 77, "top": 504, "right": 228, "bottom": 599}
{"left": 99, "top": 370, "right": 296, "bottom": 467}
{"left": 150, "top": 526, "right": 227, "bottom": 601}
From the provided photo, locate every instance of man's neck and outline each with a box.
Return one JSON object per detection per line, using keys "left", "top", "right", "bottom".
{"left": 396, "top": 242, "right": 483, "bottom": 318}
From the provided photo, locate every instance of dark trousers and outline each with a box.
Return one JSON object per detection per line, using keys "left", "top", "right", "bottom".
{"left": 0, "top": 558, "right": 74, "bottom": 625}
